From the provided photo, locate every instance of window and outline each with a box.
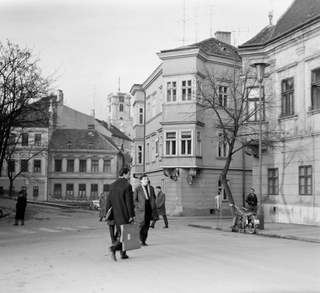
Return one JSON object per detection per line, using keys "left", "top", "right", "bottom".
{"left": 155, "top": 139, "right": 159, "bottom": 155}
{"left": 34, "top": 160, "right": 41, "bottom": 173}
{"left": 218, "top": 133, "right": 229, "bottom": 157}
{"left": 91, "top": 160, "right": 98, "bottom": 173}
{"left": 54, "top": 184, "right": 62, "bottom": 197}
{"left": 196, "top": 131, "right": 201, "bottom": 156}
{"left": 167, "top": 82, "right": 177, "bottom": 102}
{"left": 247, "top": 87, "right": 265, "bottom": 121}
{"left": 119, "top": 104, "right": 124, "bottom": 111}
{"left": 33, "top": 186, "right": 39, "bottom": 197}
{"left": 21, "top": 186, "right": 27, "bottom": 192}
{"left": 146, "top": 142, "right": 150, "bottom": 163}
{"left": 103, "top": 159, "right": 111, "bottom": 173}
{"left": 137, "top": 145, "right": 143, "bottom": 164}
{"left": 281, "top": 78, "right": 294, "bottom": 117}
{"left": 91, "top": 184, "right": 98, "bottom": 198}
{"left": 21, "top": 160, "right": 28, "bottom": 172}
{"left": 152, "top": 97, "right": 156, "bottom": 117}
{"left": 34, "top": 134, "right": 41, "bottom": 146}
{"left": 268, "top": 168, "right": 279, "bottom": 195}
{"left": 67, "top": 159, "right": 74, "bottom": 172}
{"left": 165, "top": 132, "right": 176, "bottom": 155}
{"left": 299, "top": 166, "right": 312, "bottom": 195}
{"left": 21, "top": 133, "right": 29, "bottom": 146}
{"left": 79, "top": 184, "right": 86, "bottom": 198}
{"left": 66, "top": 184, "right": 74, "bottom": 197}
{"left": 311, "top": 68, "right": 320, "bottom": 110}
{"left": 55, "top": 159, "right": 62, "bottom": 172}
{"left": 119, "top": 96, "right": 124, "bottom": 103}
{"left": 180, "top": 131, "right": 192, "bottom": 155}
{"left": 79, "top": 160, "right": 86, "bottom": 172}
{"left": 9, "top": 133, "right": 16, "bottom": 144}
{"left": 182, "top": 80, "right": 192, "bottom": 101}
{"left": 218, "top": 180, "right": 229, "bottom": 201}
{"left": 139, "top": 108, "right": 144, "bottom": 124}
{"left": 8, "top": 160, "right": 15, "bottom": 173}
{"left": 103, "top": 184, "right": 110, "bottom": 193}
{"left": 218, "top": 86, "right": 228, "bottom": 107}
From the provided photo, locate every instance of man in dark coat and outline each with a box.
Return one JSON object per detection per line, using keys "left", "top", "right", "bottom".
{"left": 14, "top": 191, "right": 27, "bottom": 226}
{"left": 133, "top": 174, "right": 159, "bottom": 246}
{"left": 105, "top": 167, "right": 135, "bottom": 261}
{"left": 150, "top": 186, "right": 169, "bottom": 229}
{"left": 246, "top": 188, "right": 258, "bottom": 214}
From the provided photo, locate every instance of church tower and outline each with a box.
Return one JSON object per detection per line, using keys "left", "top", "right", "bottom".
{"left": 106, "top": 91, "right": 133, "bottom": 138}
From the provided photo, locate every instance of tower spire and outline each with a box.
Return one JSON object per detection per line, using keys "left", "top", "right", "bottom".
{"left": 118, "top": 76, "right": 120, "bottom": 92}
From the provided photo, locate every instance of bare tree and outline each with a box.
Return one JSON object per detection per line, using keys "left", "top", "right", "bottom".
{"left": 0, "top": 40, "right": 54, "bottom": 175}
{"left": 197, "top": 61, "right": 280, "bottom": 212}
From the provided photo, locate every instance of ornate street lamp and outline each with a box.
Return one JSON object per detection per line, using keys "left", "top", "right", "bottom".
{"left": 250, "top": 62, "right": 269, "bottom": 230}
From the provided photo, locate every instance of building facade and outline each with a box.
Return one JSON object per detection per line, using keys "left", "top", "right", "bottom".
{"left": 48, "top": 128, "right": 123, "bottom": 201}
{"left": 130, "top": 34, "right": 253, "bottom": 216}
{"left": 238, "top": 0, "right": 320, "bottom": 225}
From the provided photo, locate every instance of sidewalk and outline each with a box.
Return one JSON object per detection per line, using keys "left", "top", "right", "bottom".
{"left": 185, "top": 216, "right": 320, "bottom": 244}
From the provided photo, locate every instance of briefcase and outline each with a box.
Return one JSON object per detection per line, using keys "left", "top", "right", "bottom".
{"left": 120, "top": 223, "right": 141, "bottom": 251}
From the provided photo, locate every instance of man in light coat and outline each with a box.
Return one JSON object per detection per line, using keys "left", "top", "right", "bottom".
{"left": 150, "top": 186, "right": 169, "bottom": 228}
{"left": 133, "top": 174, "right": 159, "bottom": 246}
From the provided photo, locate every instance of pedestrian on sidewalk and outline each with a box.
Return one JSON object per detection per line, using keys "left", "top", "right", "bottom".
{"left": 105, "top": 167, "right": 135, "bottom": 261}
{"left": 99, "top": 193, "right": 107, "bottom": 221}
{"left": 150, "top": 186, "right": 169, "bottom": 229}
{"left": 246, "top": 188, "right": 258, "bottom": 214}
{"left": 14, "top": 191, "right": 27, "bottom": 226}
{"left": 133, "top": 175, "right": 159, "bottom": 246}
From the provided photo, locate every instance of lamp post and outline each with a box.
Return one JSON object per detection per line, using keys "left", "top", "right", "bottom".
{"left": 250, "top": 62, "right": 269, "bottom": 230}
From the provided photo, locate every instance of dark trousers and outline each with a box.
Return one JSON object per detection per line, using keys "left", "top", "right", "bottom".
{"left": 139, "top": 200, "right": 152, "bottom": 244}
{"left": 151, "top": 215, "right": 168, "bottom": 227}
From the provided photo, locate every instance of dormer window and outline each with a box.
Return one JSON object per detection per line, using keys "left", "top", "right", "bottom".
{"left": 67, "top": 141, "right": 71, "bottom": 149}
{"left": 88, "top": 142, "right": 93, "bottom": 149}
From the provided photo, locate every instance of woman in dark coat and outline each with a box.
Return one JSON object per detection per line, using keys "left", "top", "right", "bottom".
{"left": 14, "top": 191, "right": 27, "bottom": 226}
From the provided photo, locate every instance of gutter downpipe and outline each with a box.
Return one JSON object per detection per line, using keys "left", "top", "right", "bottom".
{"left": 140, "top": 85, "right": 146, "bottom": 173}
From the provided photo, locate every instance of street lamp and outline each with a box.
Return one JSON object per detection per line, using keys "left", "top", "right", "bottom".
{"left": 250, "top": 62, "right": 269, "bottom": 230}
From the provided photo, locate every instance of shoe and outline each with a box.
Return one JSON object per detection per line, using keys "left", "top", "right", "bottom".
{"left": 163, "top": 226, "right": 168, "bottom": 228}
{"left": 109, "top": 246, "right": 117, "bottom": 262}
{"left": 141, "top": 242, "right": 148, "bottom": 246}
{"left": 13, "top": 223, "right": 18, "bottom": 226}
{"left": 150, "top": 225, "right": 154, "bottom": 229}
{"left": 21, "top": 223, "right": 24, "bottom": 226}
{"left": 121, "top": 253, "right": 129, "bottom": 260}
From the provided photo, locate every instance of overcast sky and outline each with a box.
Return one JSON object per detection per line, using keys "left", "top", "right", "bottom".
{"left": 1, "top": 0, "right": 293, "bottom": 120}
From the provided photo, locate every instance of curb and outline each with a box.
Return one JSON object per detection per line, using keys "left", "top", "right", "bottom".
{"left": 188, "top": 224, "right": 320, "bottom": 244}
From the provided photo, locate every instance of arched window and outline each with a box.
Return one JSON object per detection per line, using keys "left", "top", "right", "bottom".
{"left": 119, "top": 104, "right": 124, "bottom": 111}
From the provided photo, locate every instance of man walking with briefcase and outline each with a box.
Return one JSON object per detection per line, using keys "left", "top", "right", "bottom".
{"left": 105, "top": 167, "right": 135, "bottom": 261}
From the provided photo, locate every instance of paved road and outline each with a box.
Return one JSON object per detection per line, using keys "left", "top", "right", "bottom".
{"left": 1, "top": 217, "right": 319, "bottom": 293}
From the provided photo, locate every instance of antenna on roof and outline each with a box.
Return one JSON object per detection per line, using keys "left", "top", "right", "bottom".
{"left": 204, "top": 5, "right": 214, "bottom": 37}
{"left": 268, "top": 11, "right": 273, "bottom": 25}
{"left": 194, "top": 6, "right": 199, "bottom": 42}
{"left": 118, "top": 76, "right": 120, "bottom": 92}
{"left": 91, "top": 84, "right": 96, "bottom": 118}
{"left": 173, "top": 0, "right": 192, "bottom": 45}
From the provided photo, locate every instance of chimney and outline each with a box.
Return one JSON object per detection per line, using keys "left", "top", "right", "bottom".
{"left": 107, "top": 117, "right": 111, "bottom": 129}
{"left": 214, "top": 31, "right": 231, "bottom": 45}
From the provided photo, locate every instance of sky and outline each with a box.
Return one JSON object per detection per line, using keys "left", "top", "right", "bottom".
{"left": 0, "top": 0, "right": 293, "bottom": 120}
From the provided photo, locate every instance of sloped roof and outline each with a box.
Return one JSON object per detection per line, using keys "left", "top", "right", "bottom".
{"left": 96, "top": 119, "right": 131, "bottom": 141}
{"left": 240, "top": 0, "right": 320, "bottom": 47}
{"left": 161, "top": 37, "right": 240, "bottom": 61}
{"left": 49, "top": 128, "right": 119, "bottom": 151}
